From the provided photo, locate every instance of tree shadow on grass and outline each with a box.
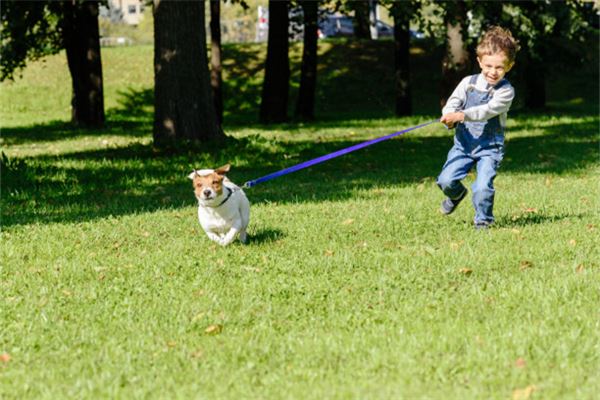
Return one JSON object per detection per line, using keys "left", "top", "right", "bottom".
{"left": 0, "top": 119, "right": 149, "bottom": 146}
{"left": 495, "top": 212, "right": 587, "bottom": 228}
{"left": 0, "top": 88, "right": 153, "bottom": 146}
{"left": 2, "top": 117, "right": 597, "bottom": 228}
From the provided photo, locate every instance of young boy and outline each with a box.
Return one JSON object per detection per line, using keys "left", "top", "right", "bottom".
{"left": 437, "top": 26, "right": 519, "bottom": 229}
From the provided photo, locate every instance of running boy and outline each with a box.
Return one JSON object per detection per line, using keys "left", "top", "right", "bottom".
{"left": 437, "top": 26, "right": 519, "bottom": 229}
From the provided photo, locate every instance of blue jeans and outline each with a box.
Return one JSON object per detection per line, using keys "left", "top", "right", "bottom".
{"left": 437, "top": 134, "right": 504, "bottom": 224}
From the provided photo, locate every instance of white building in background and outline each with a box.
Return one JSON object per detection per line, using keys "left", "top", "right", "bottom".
{"left": 99, "top": 0, "right": 145, "bottom": 25}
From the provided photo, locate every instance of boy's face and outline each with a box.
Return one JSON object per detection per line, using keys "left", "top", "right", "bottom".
{"left": 477, "top": 53, "right": 514, "bottom": 86}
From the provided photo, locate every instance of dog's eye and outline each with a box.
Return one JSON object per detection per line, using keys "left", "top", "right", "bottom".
{"left": 212, "top": 180, "right": 220, "bottom": 185}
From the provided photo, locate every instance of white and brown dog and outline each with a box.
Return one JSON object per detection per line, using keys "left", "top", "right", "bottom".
{"left": 188, "top": 164, "right": 250, "bottom": 246}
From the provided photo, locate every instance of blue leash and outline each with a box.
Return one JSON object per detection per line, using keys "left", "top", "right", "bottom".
{"left": 243, "top": 120, "right": 438, "bottom": 188}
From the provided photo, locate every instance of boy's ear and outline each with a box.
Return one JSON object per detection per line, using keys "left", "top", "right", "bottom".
{"left": 215, "top": 164, "right": 231, "bottom": 175}
{"left": 505, "top": 61, "right": 514, "bottom": 73}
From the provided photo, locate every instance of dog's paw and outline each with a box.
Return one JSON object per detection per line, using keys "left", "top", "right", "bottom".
{"left": 239, "top": 231, "right": 248, "bottom": 244}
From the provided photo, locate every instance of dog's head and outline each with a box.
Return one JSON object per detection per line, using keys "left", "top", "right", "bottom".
{"left": 188, "top": 164, "right": 230, "bottom": 204}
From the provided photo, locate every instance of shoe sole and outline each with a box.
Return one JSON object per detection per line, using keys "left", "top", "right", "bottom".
{"left": 440, "top": 190, "right": 467, "bottom": 215}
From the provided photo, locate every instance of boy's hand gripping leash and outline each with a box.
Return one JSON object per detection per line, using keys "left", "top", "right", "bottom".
{"left": 243, "top": 120, "right": 438, "bottom": 189}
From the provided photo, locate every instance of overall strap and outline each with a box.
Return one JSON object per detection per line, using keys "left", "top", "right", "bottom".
{"left": 494, "top": 79, "right": 508, "bottom": 90}
{"left": 469, "top": 74, "right": 479, "bottom": 85}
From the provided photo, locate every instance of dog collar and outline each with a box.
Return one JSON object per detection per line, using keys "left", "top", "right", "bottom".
{"left": 216, "top": 187, "right": 234, "bottom": 207}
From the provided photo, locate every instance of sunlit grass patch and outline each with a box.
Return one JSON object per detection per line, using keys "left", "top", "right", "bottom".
{"left": 1, "top": 42, "right": 599, "bottom": 399}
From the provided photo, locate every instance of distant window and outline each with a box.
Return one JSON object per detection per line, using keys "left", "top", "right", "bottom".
{"left": 128, "top": 5, "right": 137, "bottom": 14}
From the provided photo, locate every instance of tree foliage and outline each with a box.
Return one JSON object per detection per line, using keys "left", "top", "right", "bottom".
{"left": 0, "top": 1, "right": 62, "bottom": 81}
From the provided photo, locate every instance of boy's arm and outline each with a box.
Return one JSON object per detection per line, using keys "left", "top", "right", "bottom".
{"left": 442, "top": 77, "right": 469, "bottom": 115}
{"left": 463, "top": 85, "right": 515, "bottom": 122}
{"left": 441, "top": 77, "right": 469, "bottom": 128}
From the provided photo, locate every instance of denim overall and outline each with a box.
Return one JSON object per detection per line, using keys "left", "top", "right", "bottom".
{"left": 437, "top": 74, "right": 508, "bottom": 224}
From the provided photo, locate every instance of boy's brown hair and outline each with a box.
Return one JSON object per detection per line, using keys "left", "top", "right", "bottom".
{"left": 476, "top": 26, "right": 519, "bottom": 63}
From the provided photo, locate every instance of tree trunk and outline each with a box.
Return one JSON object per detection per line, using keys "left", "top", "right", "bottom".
{"left": 392, "top": 6, "right": 412, "bottom": 116}
{"left": 295, "top": 0, "right": 318, "bottom": 120}
{"left": 368, "top": 0, "right": 379, "bottom": 40}
{"left": 259, "top": 0, "right": 289, "bottom": 124}
{"left": 352, "top": 0, "right": 371, "bottom": 39}
{"left": 440, "top": 1, "right": 470, "bottom": 108}
{"left": 210, "top": 0, "right": 223, "bottom": 125}
{"left": 153, "top": 0, "right": 223, "bottom": 146}
{"left": 61, "top": 1, "right": 105, "bottom": 128}
{"left": 522, "top": 51, "right": 546, "bottom": 109}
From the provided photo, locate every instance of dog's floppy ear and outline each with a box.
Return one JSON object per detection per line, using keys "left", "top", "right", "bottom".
{"left": 214, "top": 164, "right": 231, "bottom": 175}
{"left": 187, "top": 170, "right": 198, "bottom": 180}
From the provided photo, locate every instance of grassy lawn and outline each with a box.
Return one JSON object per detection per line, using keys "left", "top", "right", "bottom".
{"left": 1, "top": 41, "right": 599, "bottom": 399}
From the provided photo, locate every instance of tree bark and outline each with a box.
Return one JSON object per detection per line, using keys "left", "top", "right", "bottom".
{"left": 295, "top": 0, "right": 318, "bottom": 120}
{"left": 61, "top": 1, "right": 105, "bottom": 128}
{"left": 153, "top": 0, "right": 223, "bottom": 146}
{"left": 392, "top": 5, "right": 412, "bottom": 116}
{"left": 210, "top": 0, "right": 223, "bottom": 125}
{"left": 352, "top": 0, "right": 371, "bottom": 39}
{"left": 440, "top": 1, "right": 470, "bottom": 108}
{"left": 259, "top": 0, "right": 289, "bottom": 124}
{"left": 368, "top": 0, "right": 379, "bottom": 40}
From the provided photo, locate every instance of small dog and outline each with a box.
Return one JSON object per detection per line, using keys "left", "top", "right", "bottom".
{"left": 188, "top": 164, "right": 250, "bottom": 246}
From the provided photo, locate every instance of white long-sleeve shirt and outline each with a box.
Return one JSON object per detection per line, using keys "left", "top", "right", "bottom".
{"left": 442, "top": 73, "right": 515, "bottom": 128}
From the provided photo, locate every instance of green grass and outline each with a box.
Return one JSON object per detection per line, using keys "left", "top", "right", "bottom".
{"left": 1, "top": 41, "right": 599, "bottom": 399}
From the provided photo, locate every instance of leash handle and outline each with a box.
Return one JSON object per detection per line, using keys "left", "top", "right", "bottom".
{"left": 243, "top": 120, "right": 438, "bottom": 188}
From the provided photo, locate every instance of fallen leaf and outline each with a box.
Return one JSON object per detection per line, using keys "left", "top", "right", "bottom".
{"left": 512, "top": 385, "right": 536, "bottom": 400}
{"left": 568, "top": 239, "right": 576, "bottom": 246}
{"left": 167, "top": 341, "right": 177, "bottom": 348}
{"left": 205, "top": 324, "right": 223, "bottom": 335}
{"left": 520, "top": 260, "right": 533, "bottom": 271}
{"left": 342, "top": 219, "right": 354, "bottom": 225}
{"left": 142, "top": 231, "right": 150, "bottom": 237}
{"left": 324, "top": 250, "right": 334, "bottom": 256}
{"left": 423, "top": 245, "right": 436, "bottom": 255}
{"left": 190, "top": 349, "right": 203, "bottom": 359}
{"left": 449, "top": 241, "right": 463, "bottom": 250}
{"left": 0, "top": 353, "right": 10, "bottom": 363}
{"left": 524, "top": 208, "right": 538, "bottom": 213}
{"left": 191, "top": 313, "right": 205, "bottom": 322}
{"left": 459, "top": 268, "right": 473, "bottom": 275}
{"left": 515, "top": 357, "right": 527, "bottom": 368}
{"left": 576, "top": 264, "right": 585, "bottom": 273}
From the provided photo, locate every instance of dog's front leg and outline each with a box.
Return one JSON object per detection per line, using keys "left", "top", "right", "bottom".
{"left": 205, "top": 231, "right": 222, "bottom": 244}
{"left": 219, "top": 227, "right": 240, "bottom": 246}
